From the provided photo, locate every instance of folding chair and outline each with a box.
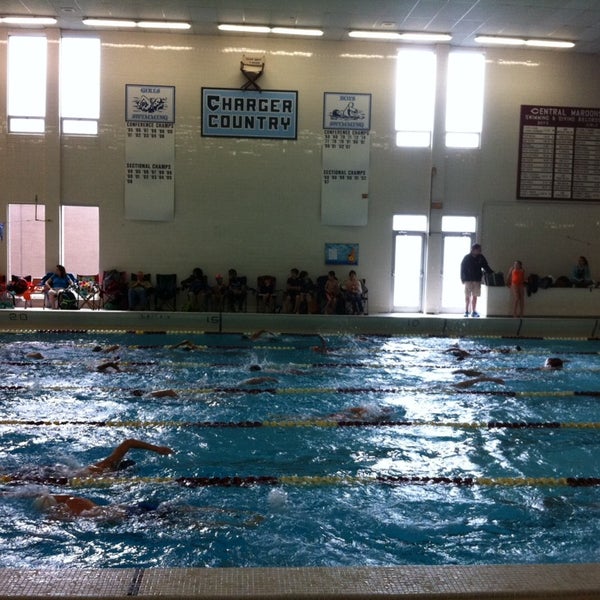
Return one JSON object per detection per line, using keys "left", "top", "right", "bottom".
{"left": 0, "top": 276, "right": 15, "bottom": 308}
{"left": 101, "top": 270, "right": 128, "bottom": 310}
{"left": 240, "top": 54, "right": 264, "bottom": 90}
{"left": 75, "top": 274, "right": 101, "bottom": 309}
{"left": 154, "top": 274, "right": 178, "bottom": 311}
{"left": 8, "top": 275, "right": 32, "bottom": 308}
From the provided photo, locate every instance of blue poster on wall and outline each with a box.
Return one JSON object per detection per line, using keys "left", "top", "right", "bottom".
{"left": 202, "top": 88, "right": 298, "bottom": 139}
{"left": 325, "top": 243, "right": 359, "bottom": 265}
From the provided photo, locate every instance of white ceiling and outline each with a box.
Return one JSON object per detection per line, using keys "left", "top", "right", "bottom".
{"left": 4, "top": 0, "right": 600, "bottom": 54}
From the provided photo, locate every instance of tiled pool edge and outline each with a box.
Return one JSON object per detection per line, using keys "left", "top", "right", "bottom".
{"left": 1, "top": 564, "right": 600, "bottom": 599}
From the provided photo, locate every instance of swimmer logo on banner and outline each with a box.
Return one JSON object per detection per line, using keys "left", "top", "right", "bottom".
{"left": 125, "top": 85, "right": 175, "bottom": 221}
{"left": 321, "top": 93, "right": 371, "bottom": 226}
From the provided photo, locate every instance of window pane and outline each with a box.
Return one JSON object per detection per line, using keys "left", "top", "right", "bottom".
{"left": 393, "top": 214, "right": 428, "bottom": 232}
{"left": 60, "top": 37, "right": 101, "bottom": 120}
{"left": 441, "top": 215, "right": 477, "bottom": 233}
{"left": 7, "top": 36, "right": 46, "bottom": 127}
{"left": 395, "top": 50, "right": 436, "bottom": 147}
{"left": 9, "top": 118, "right": 45, "bottom": 134}
{"left": 446, "top": 52, "right": 485, "bottom": 147}
{"left": 62, "top": 119, "right": 98, "bottom": 135}
{"left": 396, "top": 131, "right": 431, "bottom": 148}
{"left": 446, "top": 132, "right": 480, "bottom": 148}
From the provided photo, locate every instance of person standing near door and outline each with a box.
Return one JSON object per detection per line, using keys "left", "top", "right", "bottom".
{"left": 460, "top": 243, "right": 493, "bottom": 317}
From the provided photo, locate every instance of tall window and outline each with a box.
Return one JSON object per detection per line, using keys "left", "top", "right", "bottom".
{"left": 7, "top": 35, "right": 47, "bottom": 133}
{"left": 395, "top": 50, "right": 436, "bottom": 148}
{"left": 60, "top": 37, "right": 101, "bottom": 135}
{"left": 7, "top": 204, "right": 46, "bottom": 278}
{"left": 61, "top": 206, "right": 100, "bottom": 275}
{"left": 445, "top": 52, "right": 485, "bottom": 148}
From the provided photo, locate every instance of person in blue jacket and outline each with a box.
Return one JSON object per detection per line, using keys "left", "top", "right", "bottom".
{"left": 460, "top": 244, "right": 493, "bottom": 318}
{"left": 42, "top": 264, "right": 76, "bottom": 309}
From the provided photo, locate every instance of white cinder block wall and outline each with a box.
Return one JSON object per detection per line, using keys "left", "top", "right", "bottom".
{"left": 0, "top": 29, "right": 599, "bottom": 313}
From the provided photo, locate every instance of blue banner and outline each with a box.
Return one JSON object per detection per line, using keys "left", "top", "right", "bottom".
{"left": 202, "top": 88, "right": 298, "bottom": 139}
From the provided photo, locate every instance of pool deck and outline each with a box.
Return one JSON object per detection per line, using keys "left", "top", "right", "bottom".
{"left": 1, "top": 307, "right": 600, "bottom": 339}
{"left": 1, "top": 308, "right": 599, "bottom": 600}
{"left": 1, "top": 563, "right": 600, "bottom": 599}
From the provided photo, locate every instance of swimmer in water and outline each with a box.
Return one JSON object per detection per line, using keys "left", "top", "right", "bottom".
{"left": 92, "top": 344, "right": 120, "bottom": 353}
{"left": 241, "top": 376, "right": 278, "bottom": 386}
{"left": 452, "top": 376, "right": 505, "bottom": 389}
{"left": 241, "top": 329, "right": 277, "bottom": 341}
{"left": 170, "top": 339, "right": 202, "bottom": 351}
{"left": 329, "top": 405, "right": 393, "bottom": 422}
{"left": 544, "top": 357, "right": 564, "bottom": 369}
{"left": 33, "top": 493, "right": 264, "bottom": 526}
{"left": 311, "top": 335, "right": 330, "bottom": 354}
{"left": 96, "top": 359, "right": 122, "bottom": 372}
{"left": 5, "top": 439, "right": 174, "bottom": 484}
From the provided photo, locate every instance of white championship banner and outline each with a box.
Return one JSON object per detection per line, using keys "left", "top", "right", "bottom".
{"left": 321, "top": 93, "right": 371, "bottom": 226}
{"left": 125, "top": 85, "right": 175, "bottom": 221}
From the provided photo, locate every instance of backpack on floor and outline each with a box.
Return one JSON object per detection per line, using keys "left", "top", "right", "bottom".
{"left": 59, "top": 290, "right": 79, "bottom": 310}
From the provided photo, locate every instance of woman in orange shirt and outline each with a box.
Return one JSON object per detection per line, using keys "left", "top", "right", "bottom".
{"left": 506, "top": 260, "right": 526, "bottom": 318}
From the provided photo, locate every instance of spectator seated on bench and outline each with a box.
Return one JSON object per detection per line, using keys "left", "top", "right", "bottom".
{"left": 181, "top": 268, "right": 210, "bottom": 311}
{"left": 256, "top": 275, "right": 277, "bottom": 313}
{"left": 128, "top": 271, "right": 153, "bottom": 310}
{"left": 226, "top": 269, "right": 247, "bottom": 312}
{"left": 341, "top": 270, "right": 367, "bottom": 315}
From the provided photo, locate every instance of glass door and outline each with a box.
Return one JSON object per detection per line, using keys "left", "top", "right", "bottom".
{"left": 393, "top": 233, "right": 425, "bottom": 312}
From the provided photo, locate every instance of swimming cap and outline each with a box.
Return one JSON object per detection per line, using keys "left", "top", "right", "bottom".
{"left": 116, "top": 459, "right": 136, "bottom": 471}
{"left": 33, "top": 494, "right": 58, "bottom": 511}
{"left": 544, "top": 357, "right": 564, "bottom": 369}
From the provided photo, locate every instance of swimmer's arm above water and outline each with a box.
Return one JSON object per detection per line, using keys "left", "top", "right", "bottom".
{"left": 86, "top": 438, "right": 174, "bottom": 474}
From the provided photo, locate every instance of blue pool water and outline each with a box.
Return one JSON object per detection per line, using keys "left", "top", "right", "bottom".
{"left": 1, "top": 331, "right": 599, "bottom": 568}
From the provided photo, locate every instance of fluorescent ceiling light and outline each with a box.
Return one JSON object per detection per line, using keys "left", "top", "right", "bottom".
{"left": 218, "top": 24, "right": 271, "bottom": 33}
{"left": 138, "top": 21, "right": 191, "bottom": 30}
{"left": 219, "top": 24, "right": 322, "bottom": 36}
{"left": 271, "top": 27, "right": 323, "bottom": 36}
{"left": 1, "top": 16, "right": 57, "bottom": 25}
{"left": 83, "top": 18, "right": 191, "bottom": 30}
{"left": 525, "top": 39, "right": 574, "bottom": 48}
{"left": 475, "top": 35, "right": 574, "bottom": 48}
{"left": 83, "top": 18, "right": 137, "bottom": 28}
{"left": 349, "top": 30, "right": 451, "bottom": 42}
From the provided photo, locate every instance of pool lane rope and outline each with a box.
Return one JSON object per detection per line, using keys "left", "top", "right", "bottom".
{"left": 2, "top": 418, "right": 600, "bottom": 430}
{"left": 7, "top": 385, "right": 600, "bottom": 398}
{"left": 2, "top": 473, "right": 600, "bottom": 489}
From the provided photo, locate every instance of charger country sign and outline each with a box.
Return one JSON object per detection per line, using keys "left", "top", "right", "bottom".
{"left": 201, "top": 88, "right": 298, "bottom": 139}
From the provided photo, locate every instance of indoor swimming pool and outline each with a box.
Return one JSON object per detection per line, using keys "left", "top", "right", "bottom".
{"left": 1, "top": 330, "right": 599, "bottom": 569}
